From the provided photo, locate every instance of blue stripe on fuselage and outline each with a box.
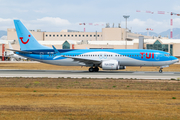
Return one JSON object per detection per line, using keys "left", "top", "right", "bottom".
{"left": 16, "top": 49, "right": 176, "bottom": 62}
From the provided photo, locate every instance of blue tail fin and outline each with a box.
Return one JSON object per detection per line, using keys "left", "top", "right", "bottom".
{"left": 14, "top": 20, "right": 51, "bottom": 51}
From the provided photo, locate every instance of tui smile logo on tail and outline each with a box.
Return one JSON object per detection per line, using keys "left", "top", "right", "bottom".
{"left": 19, "top": 34, "right": 30, "bottom": 44}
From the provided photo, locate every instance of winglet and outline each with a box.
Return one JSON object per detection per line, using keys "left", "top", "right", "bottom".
{"left": 52, "top": 45, "right": 61, "bottom": 55}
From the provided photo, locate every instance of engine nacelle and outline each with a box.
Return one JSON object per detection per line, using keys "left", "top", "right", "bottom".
{"left": 102, "top": 60, "right": 119, "bottom": 70}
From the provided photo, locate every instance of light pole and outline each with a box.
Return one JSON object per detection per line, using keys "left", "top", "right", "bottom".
{"left": 123, "top": 15, "right": 130, "bottom": 49}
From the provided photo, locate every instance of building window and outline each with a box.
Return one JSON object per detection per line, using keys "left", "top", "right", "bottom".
{"left": 83, "top": 35, "right": 84, "bottom": 37}
{"left": 63, "top": 41, "right": 70, "bottom": 49}
{"left": 64, "top": 35, "right": 66, "bottom": 37}
{"left": 57, "top": 35, "right": 59, "bottom": 37}
{"left": 86, "top": 35, "right": 88, "bottom": 37}
{"left": 146, "top": 40, "right": 171, "bottom": 55}
{"left": 60, "top": 35, "right": 62, "bottom": 37}
{"left": 75, "top": 35, "right": 77, "bottom": 37}
{"left": 46, "top": 34, "right": 48, "bottom": 37}
{"left": 53, "top": 35, "right": 55, "bottom": 37}
{"left": 97, "top": 35, "right": 99, "bottom": 37}
{"left": 170, "top": 44, "right": 173, "bottom": 55}
{"left": 71, "top": 35, "right": 73, "bottom": 37}
{"left": 94, "top": 35, "right": 96, "bottom": 37}
{"left": 49, "top": 35, "right": 51, "bottom": 37}
{"left": 90, "top": 35, "right": 92, "bottom": 37}
{"left": 79, "top": 35, "right": 81, "bottom": 37}
{"left": 68, "top": 35, "right": 70, "bottom": 37}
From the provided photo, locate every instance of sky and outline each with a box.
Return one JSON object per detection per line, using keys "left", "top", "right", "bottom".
{"left": 0, "top": 0, "right": 180, "bottom": 33}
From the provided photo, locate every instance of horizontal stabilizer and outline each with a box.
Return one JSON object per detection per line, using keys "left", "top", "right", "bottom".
{"left": 6, "top": 49, "right": 32, "bottom": 54}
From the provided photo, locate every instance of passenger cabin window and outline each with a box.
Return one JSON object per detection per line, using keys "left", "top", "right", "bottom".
{"left": 165, "top": 54, "right": 170, "bottom": 57}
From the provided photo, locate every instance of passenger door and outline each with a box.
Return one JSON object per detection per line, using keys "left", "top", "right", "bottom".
{"left": 40, "top": 52, "right": 44, "bottom": 60}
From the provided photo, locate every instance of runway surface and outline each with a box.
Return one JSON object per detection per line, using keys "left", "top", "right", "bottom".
{"left": 0, "top": 70, "right": 180, "bottom": 79}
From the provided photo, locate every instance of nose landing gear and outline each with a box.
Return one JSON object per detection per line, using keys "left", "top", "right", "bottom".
{"left": 89, "top": 67, "right": 99, "bottom": 72}
{"left": 159, "top": 68, "right": 163, "bottom": 73}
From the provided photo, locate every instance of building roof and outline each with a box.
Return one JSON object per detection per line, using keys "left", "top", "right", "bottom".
{"left": 0, "top": 40, "right": 9, "bottom": 44}
{"left": 38, "top": 39, "right": 180, "bottom": 46}
{"left": 88, "top": 41, "right": 134, "bottom": 45}
{"left": 39, "top": 41, "right": 64, "bottom": 45}
{"left": 133, "top": 39, "right": 180, "bottom": 44}
{"left": 39, "top": 40, "right": 78, "bottom": 45}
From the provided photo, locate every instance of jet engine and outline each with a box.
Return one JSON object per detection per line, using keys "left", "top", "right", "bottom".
{"left": 101, "top": 60, "right": 119, "bottom": 70}
{"left": 101, "top": 60, "right": 126, "bottom": 70}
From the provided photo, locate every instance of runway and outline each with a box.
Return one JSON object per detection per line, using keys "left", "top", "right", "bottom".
{"left": 0, "top": 70, "right": 179, "bottom": 79}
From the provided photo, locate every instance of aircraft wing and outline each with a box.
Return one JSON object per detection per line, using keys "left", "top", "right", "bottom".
{"left": 63, "top": 56, "right": 102, "bottom": 65}
{"left": 52, "top": 45, "right": 101, "bottom": 65}
{"left": 6, "top": 49, "right": 32, "bottom": 54}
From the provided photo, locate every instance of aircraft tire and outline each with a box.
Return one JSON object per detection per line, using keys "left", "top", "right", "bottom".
{"left": 159, "top": 69, "right": 162, "bottom": 73}
{"left": 89, "top": 67, "right": 94, "bottom": 72}
{"left": 94, "top": 67, "right": 99, "bottom": 72}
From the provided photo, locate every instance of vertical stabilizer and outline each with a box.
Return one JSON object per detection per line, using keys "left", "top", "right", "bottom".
{"left": 14, "top": 20, "right": 51, "bottom": 51}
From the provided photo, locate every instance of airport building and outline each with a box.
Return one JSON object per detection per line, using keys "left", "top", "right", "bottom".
{"left": 6, "top": 26, "right": 154, "bottom": 49}
{"left": 1, "top": 26, "right": 180, "bottom": 60}
{"left": 7, "top": 27, "right": 154, "bottom": 41}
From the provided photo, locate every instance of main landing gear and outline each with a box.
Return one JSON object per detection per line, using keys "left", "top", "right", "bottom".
{"left": 159, "top": 68, "right": 163, "bottom": 73}
{"left": 89, "top": 67, "right": 99, "bottom": 72}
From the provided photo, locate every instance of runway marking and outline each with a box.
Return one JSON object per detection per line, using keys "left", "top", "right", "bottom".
{"left": 163, "top": 73, "right": 174, "bottom": 74}
{"left": 0, "top": 70, "right": 179, "bottom": 80}
{"left": 133, "top": 72, "right": 145, "bottom": 74}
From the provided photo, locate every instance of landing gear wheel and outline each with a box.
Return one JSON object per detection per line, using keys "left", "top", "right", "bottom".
{"left": 159, "top": 69, "right": 163, "bottom": 73}
{"left": 89, "top": 67, "right": 99, "bottom": 72}
{"left": 89, "top": 67, "right": 94, "bottom": 72}
{"left": 94, "top": 67, "right": 99, "bottom": 72}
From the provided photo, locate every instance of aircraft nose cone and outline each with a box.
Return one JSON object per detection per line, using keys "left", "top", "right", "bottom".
{"left": 176, "top": 59, "right": 179, "bottom": 63}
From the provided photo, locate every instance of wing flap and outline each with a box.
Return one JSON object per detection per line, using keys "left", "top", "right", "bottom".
{"left": 52, "top": 45, "right": 101, "bottom": 65}
{"left": 64, "top": 56, "right": 101, "bottom": 64}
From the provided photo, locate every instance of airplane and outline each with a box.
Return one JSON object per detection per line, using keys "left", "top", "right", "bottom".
{"left": 8, "top": 20, "right": 179, "bottom": 73}
{"left": 7, "top": 42, "right": 27, "bottom": 61}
